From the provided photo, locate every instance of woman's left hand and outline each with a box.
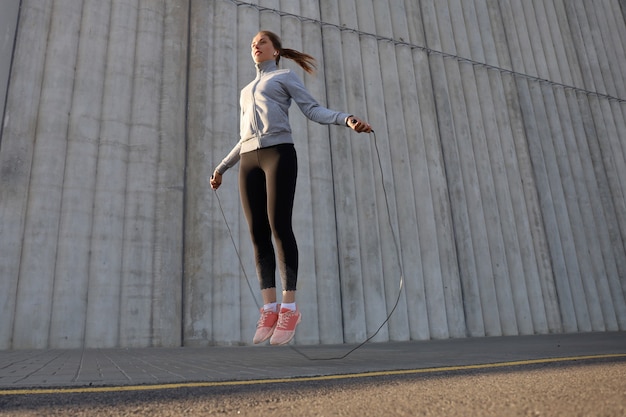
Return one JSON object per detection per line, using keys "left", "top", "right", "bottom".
{"left": 210, "top": 171, "right": 222, "bottom": 190}
{"left": 347, "top": 116, "right": 372, "bottom": 133}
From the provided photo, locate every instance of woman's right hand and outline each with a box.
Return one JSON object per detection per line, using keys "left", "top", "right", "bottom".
{"left": 347, "top": 116, "right": 372, "bottom": 133}
{"left": 210, "top": 171, "right": 222, "bottom": 190}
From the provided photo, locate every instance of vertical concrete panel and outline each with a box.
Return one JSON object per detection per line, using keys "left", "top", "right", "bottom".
{"left": 600, "top": 0, "right": 626, "bottom": 98}
{"left": 234, "top": 4, "right": 260, "bottom": 343}
{"left": 389, "top": 0, "right": 442, "bottom": 341}
{"left": 512, "top": 82, "right": 563, "bottom": 334}
{"left": 567, "top": 2, "right": 607, "bottom": 94}
{"left": 547, "top": 86, "right": 606, "bottom": 331}
{"left": 537, "top": 0, "right": 573, "bottom": 86}
{"left": 12, "top": 0, "right": 82, "bottom": 349}
{"left": 595, "top": 98, "right": 626, "bottom": 272}
{"left": 333, "top": 10, "right": 383, "bottom": 342}
{"left": 497, "top": 0, "right": 562, "bottom": 333}
{"left": 577, "top": 3, "right": 626, "bottom": 320}
{"left": 569, "top": 92, "right": 626, "bottom": 330}
{"left": 452, "top": 0, "right": 520, "bottom": 336}
{"left": 529, "top": 0, "right": 608, "bottom": 331}
{"left": 0, "top": 0, "right": 20, "bottom": 140}
{"left": 488, "top": 69, "right": 547, "bottom": 334}
{"left": 506, "top": 0, "right": 584, "bottom": 332}
{"left": 607, "top": 102, "right": 626, "bottom": 324}
{"left": 502, "top": 1, "right": 536, "bottom": 75}
{"left": 319, "top": 0, "right": 367, "bottom": 343}
{"left": 529, "top": 0, "right": 563, "bottom": 83}
{"left": 487, "top": 0, "right": 553, "bottom": 334}
{"left": 367, "top": 0, "right": 411, "bottom": 342}
{"left": 184, "top": 0, "right": 214, "bottom": 346}
{"left": 278, "top": 0, "right": 322, "bottom": 345}
{"left": 560, "top": 88, "right": 621, "bottom": 331}
{"left": 532, "top": 81, "right": 592, "bottom": 332}
{"left": 519, "top": 1, "right": 551, "bottom": 80}
{"left": 300, "top": 1, "right": 344, "bottom": 345}
{"left": 0, "top": 0, "right": 52, "bottom": 349}
{"left": 437, "top": 2, "right": 502, "bottom": 337}
{"left": 593, "top": 114, "right": 626, "bottom": 243}
{"left": 421, "top": 0, "right": 485, "bottom": 337}
{"left": 504, "top": 2, "right": 540, "bottom": 71}
{"left": 210, "top": 1, "right": 240, "bottom": 345}
{"left": 470, "top": 0, "right": 536, "bottom": 334}
{"left": 151, "top": 0, "right": 188, "bottom": 347}
{"left": 441, "top": 0, "right": 504, "bottom": 336}
{"left": 480, "top": 67, "right": 536, "bottom": 335}
{"left": 85, "top": 0, "right": 139, "bottom": 348}
{"left": 560, "top": 1, "right": 597, "bottom": 92}
{"left": 597, "top": 98, "right": 626, "bottom": 264}
{"left": 343, "top": 0, "right": 389, "bottom": 343}
{"left": 119, "top": 0, "right": 164, "bottom": 347}
{"left": 259, "top": 0, "right": 280, "bottom": 29}
{"left": 48, "top": 0, "right": 111, "bottom": 348}
{"left": 578, "top": 93, "right": 626, "bottom": 326}
{"left": 524, "top": 80, "right": 576, "bottom": 332}
{"left": 409, "top": 0, "right": 466, "bottom": 339}
{"left": 551, "top": 0, "right": 585, "bottom": 88}
{"left": 473, "top": 0, "right": 499, "bottom": 67}
{"left": 600, "top": 3, "right": 626, "bottom": 156}
{"left": 593, "top": 9, "right": 626, "bottom": 233}
{"left": 489, "top": 0, "right": 521, "bottom": 71}
{"left": 611, "top": 1, "right": 626, "bottom": 57}
{"left": 581, "top": 1, "right": 619, "bottom": 97}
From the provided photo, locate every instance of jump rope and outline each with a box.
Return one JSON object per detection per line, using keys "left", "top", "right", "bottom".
{"left": 213, "top": 126, "right": 405, "bottom": 360}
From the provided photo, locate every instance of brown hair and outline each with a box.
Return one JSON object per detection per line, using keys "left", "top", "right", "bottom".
{"left": 258, "top": 30, "right": 317, "bottom": 74}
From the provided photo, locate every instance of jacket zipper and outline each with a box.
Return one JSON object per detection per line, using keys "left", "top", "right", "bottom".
{"left": 250, "top": 73, "right": 262, "bottom": 149}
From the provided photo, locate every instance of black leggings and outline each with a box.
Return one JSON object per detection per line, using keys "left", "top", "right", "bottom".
{"left": 239, "top": 144, "right": 298, "bottom": 291}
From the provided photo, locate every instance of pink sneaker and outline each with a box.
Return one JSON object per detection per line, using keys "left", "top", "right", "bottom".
{"left": 270, "top": 308, "right": 302, "bottom": 345}
{"left": 253, "top": 307, "right": 279, "bottom": 344}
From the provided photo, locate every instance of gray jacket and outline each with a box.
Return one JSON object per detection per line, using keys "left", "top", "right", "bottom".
{"left": 215, "top": 60, "right": 351, "bottom": 174}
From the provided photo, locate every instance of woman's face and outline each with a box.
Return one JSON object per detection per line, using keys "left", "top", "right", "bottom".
{"left": 251, "top": 33, "right": 277, "bottom": 64}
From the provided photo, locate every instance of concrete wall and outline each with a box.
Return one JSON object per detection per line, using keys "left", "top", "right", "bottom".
{"left": 0, "top": 0, "right": 187, "bottom": 348}
{"left": 1, "top": 0, "right": 625, "bottom": 349}
{"left": 0, "top": 0, "right": 21, "bottom": 144}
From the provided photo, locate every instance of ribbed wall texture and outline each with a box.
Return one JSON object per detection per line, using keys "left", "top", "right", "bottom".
{"left": 0, "top": 0, "right": 20, "bottom": 127}
{"left": 0, "top": 0, "right": 187, "bottom": 348}
{"left": 1, "top": 0, "right": 625, "bottom": 348}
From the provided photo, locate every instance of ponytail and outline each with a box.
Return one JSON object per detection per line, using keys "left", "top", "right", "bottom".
{"left": 258, "top": 30, "right": 317, "bottom": 74}
{"left": 279, "top": 48, "right": 316, "bottom": 74}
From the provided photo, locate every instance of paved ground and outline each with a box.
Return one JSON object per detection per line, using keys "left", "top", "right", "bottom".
{"left": 1, "top": 331, "right": 624, "bottom": 391}
{"left": 1, "top": 360, "right": 625, "bottom": 416}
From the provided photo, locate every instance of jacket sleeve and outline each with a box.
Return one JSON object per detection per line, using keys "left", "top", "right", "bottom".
{"left": 285, "top": 71, "right": 351, "bottom": 126}
{"left": 215, "top": 140, "right": 241, "bottom": 175}
{"left": 215, "top": 97, "right": 245, "bottom": 175}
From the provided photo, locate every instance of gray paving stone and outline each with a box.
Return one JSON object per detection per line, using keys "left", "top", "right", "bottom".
{"left": 0, "top": 332, "right": 624, "bottom": 389}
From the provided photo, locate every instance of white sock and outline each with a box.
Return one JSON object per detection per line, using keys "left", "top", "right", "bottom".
{"left": 281, "top": 302, "right": 296, "bottom": 312}
{"left": 263, "top": 302, "right": 278, "bottom": 312}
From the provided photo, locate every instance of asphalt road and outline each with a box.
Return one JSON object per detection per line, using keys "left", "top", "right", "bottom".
{"left": 2, "top": 358, "right": 624, "bottom": 416}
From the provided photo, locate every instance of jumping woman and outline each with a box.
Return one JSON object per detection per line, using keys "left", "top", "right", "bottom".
{"left": 210, "top": 30, "right": 371, "bottom": 345}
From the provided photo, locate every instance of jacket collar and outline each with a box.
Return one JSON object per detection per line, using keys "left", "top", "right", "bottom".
{"left": 256, "top": 60, "right": 278, "bottom": 75}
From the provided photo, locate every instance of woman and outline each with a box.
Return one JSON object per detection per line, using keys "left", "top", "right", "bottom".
{"left": 210, "top": 30, "right": 371, "bottom": 345}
